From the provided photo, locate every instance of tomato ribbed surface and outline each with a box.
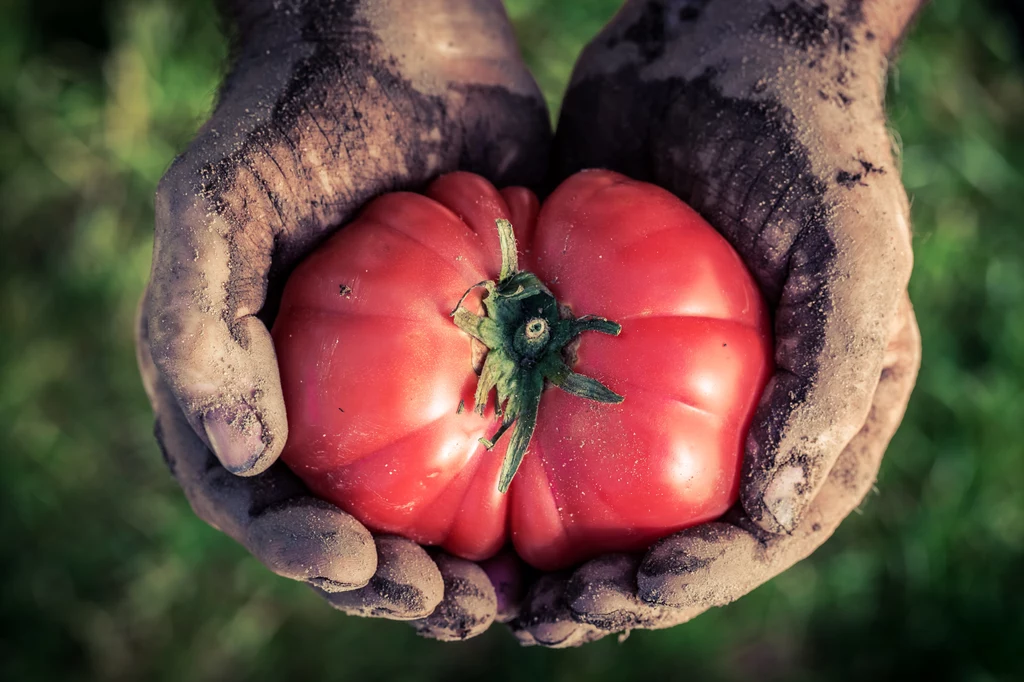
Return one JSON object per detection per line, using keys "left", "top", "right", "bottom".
{"left": 272, "top": 170, "right": 772, "bottom": 570}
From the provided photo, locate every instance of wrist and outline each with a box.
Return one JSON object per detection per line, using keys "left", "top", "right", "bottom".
{"left": 218, "top": 0, "right": 511, "bottom": 48}
{"left": 216, "top": 0, "right": 356, "bottom": 48}
{"left": 613, "top": 0, "right": 926, "bottom": 55}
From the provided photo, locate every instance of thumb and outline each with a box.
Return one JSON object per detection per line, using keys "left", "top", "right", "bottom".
{"left": 147, "top": 155, "right": 286, "bottom": 474}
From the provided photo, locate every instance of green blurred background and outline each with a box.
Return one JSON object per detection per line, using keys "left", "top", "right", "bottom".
{"left": 2, "top": 0, "right": 1023, "bottom": 680}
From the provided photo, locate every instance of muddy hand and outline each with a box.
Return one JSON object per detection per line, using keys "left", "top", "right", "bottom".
{"left": 512, "top": 298, "right": 919, "bottom": 646}
{"left": 511, "top": 0, "right": 924, "bottom": 645}
{"left": 138, "top": 0, "right": 549, "bottom": 638}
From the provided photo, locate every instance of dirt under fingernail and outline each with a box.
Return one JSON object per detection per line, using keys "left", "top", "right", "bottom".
{"left": 203, "top": 406, "right": 266, "bottom": 472}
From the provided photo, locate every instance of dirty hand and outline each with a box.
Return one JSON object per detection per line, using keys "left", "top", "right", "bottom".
{"left": 136, "top": 0, "right": 549, "bottom": 640}
{"left": 508, "top": 0, "right": 924, "bottom": 646}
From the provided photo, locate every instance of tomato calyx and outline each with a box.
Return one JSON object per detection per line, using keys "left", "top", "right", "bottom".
{"left": 451, "top": 218, "right": 624, "bottom": 493}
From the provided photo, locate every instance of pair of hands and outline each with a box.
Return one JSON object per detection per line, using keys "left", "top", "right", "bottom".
{"left": 136, "top": 0, "right": 923, "bottom": 646}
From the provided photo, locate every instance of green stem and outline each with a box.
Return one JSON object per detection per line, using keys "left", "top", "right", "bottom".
{"left": 450, "top": 218, "right": 624, "bottom": 493}
{"left": 496, "top": 218, "right": 519, "bottom": 281}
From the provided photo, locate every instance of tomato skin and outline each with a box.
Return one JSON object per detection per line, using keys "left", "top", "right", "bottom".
{"left": 272, "top": 170, "right": 772, "bottom": 570}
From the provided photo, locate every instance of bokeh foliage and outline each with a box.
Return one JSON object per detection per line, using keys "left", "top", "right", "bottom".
{"left": 1, "top": 0, "right": 1022, "bottom": 680}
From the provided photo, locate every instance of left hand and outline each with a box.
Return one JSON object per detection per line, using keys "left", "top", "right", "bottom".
{"left": 507, "top": 0, "right": 924, "bottom": 646}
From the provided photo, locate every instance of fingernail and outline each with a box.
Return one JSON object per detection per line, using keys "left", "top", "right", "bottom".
{"left": 203, "top": 406, "right": 267, "bottom": 473}
{"left": 763, "top": 463, "right": 807, "bottom": 532}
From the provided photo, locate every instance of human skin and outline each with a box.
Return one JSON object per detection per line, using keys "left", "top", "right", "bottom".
{"left": 137, "top": 0, "right": 551, "bottom": 637}
{"left": 136, "top": 0, "right": 924, "bottom": 644}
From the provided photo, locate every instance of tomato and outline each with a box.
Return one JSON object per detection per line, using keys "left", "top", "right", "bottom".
{"left": 272, "top": 170, "right": 772, "bottom": 571}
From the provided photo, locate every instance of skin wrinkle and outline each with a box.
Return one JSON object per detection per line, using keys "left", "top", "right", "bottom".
{"left": 752, "top": 174, "right": 805, "bottom": 281}
{"left": 710, "top": 132, "right": 773, "bottom": 230}
{"left": 736, "top": 142, "right": 786, "bottom": 234}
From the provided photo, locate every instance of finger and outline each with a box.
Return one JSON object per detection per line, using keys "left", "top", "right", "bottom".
{"left": 137, "top": 294, "right": 377, "bottom": 589}
{"left": 411, "top": 553, "right": 497, "bottom": 641}
{"left": 480, "top": 548, "right": 526, "bottom": 623}
{"left": 637, "top": 298, "right": 921, "bottom": 609}
{"left": 509, "top": 574, "right": 606, "bottom": 648}
{"left": 152, "top": 406, "right": 378, "bottom": 589}
{"left": 147, "top": 0, "right": 551, "bottom": 475}
{"left": 635, "top": 522, "right": 765, "bottom": 609}
{"left": 550, "top": 1, "right": 915, "bottom": 532}
{"left": 565, "top": 554, "right": 700, "bottom": 631}
{"left": 247, "top": 499, "right": 377, "bottom": 592}
{"left": 320, "top": 536, "right": 445, "bottom": 621}
{"left": 740, "top": 201, "right": 910, "bottom": 534}
{"left": 148, "top": 154, "right": 286, "bottom": 475}
{"left": 787, "top": 295, "right": 921, "bottom": 549}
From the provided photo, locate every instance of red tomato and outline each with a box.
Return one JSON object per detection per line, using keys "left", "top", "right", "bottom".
{"left": 272, "top": 170, "right": 772, "bottom": 571}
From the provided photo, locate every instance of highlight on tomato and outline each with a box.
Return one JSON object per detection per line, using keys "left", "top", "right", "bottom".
{"left": 271, "top": 170, "right": 772, "bottom": 571}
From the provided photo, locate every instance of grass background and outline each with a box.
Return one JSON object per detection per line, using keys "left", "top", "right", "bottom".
{"left": 2, "top": 0, "right": 1023, "bottom": 680}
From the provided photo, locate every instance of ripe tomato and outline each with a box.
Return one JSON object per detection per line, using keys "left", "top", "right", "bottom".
{"left": 272, "top": 170, "right": 772, "bottom": 571}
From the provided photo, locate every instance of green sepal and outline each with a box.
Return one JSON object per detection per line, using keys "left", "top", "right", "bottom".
{"left": 495, "top": 371, "right": 543, "bottom": 493}
{"left": 573, "top": 315, "right": 622, "bottom": 337}
{"left": 452, "top": 307, "right": 503, "bottom": 349}
{"left": 552, "top": 367, "right": 624, "bottom": 403}
{"left": 451, "top": 218, "right": 626, "bottom": 494}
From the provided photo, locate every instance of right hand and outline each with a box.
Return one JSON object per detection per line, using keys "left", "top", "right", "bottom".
{"left": 136, "top": 0, "right": 549, "bottom": 640}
